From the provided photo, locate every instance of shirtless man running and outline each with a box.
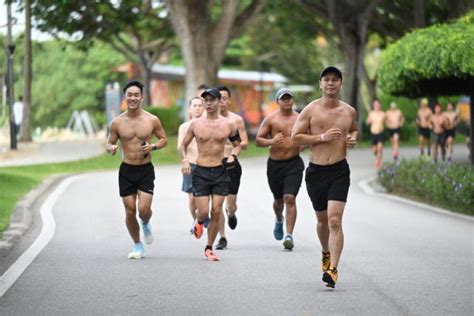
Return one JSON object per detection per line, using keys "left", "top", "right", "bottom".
{"left": 214, "top": 85, "right": 248, "bottom": 250}
{"left": 430, "top": 103, "right": 449, "bottom": 162}
{"left": 385, "top": 101, "right": 405, "bottom": 160}
{"left": 366, "top": 99, "right": 386, "bottom": 169}
{"left": 177, "top": 97, "right": 204, "bottom": 232}
{"left": 443, "top": 102, "right": 459, "bottom": 163}
{"left": 106, "top": 80, "right": 168, "bottom": 259}
{"left": 180, "top": 87, "right": 241, "bottom": 261}
{"left": 291, "top": 66, "right": 358, "bottom": 288}
{"left": 256, "top": 87, "right": 304, "bottom": 250}
{"left": 417, "top": 98, "right": 433, "bottom": 157}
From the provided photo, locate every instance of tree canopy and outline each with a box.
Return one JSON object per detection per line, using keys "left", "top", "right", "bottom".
{"left": 377, "top": 11, "right": 474, "bottom": 97}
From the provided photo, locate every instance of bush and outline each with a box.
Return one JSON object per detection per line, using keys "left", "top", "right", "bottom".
{"left": 143, "top": 106, "right": 183, "bottom": 136}
{"left": 378, "top": 159, "right": 473, "bottom": 215}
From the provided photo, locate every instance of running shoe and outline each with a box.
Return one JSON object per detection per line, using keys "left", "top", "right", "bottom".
{"left": 203, "top": 217, "right": 210, "bottom": 229}
{"left": 273, "top": 217, "right": 284, "bottom": 240}
{"left": 283, "top": 234, "right": 294, "bottom": 250}
{"left": 322, "top": 267, "right": 338, "bottom": 288}
{"left": 128, "top": 243, "right": 145, "bottom": 259}
{"left": 204, "top": 249, "right": 220, "bottom": 261}
{"left": 193, "top": 220, "right": 204, "bottom": 239}
{"left": 228, "top": 213, "right": 237, "bottom": 230}
{"left": 141, "top": 220, "right": 154, "bottom": 244}
{"left": 215, "top": 237, "right": 228, "bottom": 250}
{"left": 321, "top": 252, "right": 331, "bottom": 271}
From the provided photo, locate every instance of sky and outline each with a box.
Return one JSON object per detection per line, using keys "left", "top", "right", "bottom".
{"left": 0, "top": 2, "right": 51, "bottom": 41}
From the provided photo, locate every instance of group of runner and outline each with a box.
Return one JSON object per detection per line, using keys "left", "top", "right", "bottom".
{"left": 106, "top": 66, "right": 358, "bottom": 288}
{"left": 366, "top": 98, "right": 458, "bottom": 168}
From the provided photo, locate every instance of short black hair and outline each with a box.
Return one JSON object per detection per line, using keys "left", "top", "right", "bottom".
{"left": 197, "top": 84, "right": 209, "bottom": 90}
{"left": 123, "top": 80, "right": 144, "bottom": 94}
{"left": 216, "top": 84, "right": 231, "bottom": 97}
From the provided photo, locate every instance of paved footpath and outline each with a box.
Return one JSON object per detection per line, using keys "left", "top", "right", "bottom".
{"left": 0, "top": 144, "right": 472, "bottom": 314}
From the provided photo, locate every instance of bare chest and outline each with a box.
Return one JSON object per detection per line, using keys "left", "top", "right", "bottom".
{"left": 271, "top": 116, "right": 297, "bottom": 136}
{"left": 117, "top": 118, "right": 153, "bottom": 141}
{"left": 194, "top": 122, "right": 230, "bottom": 144}
{"left": 310, "top": 109, "right": 352, "bottom": 134}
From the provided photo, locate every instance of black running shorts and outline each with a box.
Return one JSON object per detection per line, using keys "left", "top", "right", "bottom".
{"left": 305, "top": 159, "right": 350, "bottom": 212}
{"left": 445, "top": 128, "right": 456, "bottom": 139}
{"left": 267, "top": 155, "right": 305, "bottom": 200}
{"left": 388, "top": 128, "right": 401, "bottom": 137}
{"left": 119, "top": 162, "right": 155, "bottom": 197}
{"left": 227, "top": 158, "right": 242, "bottom": 195}
{"left": 371, "top": 132, "right": 385, "bottom": 145}
{"left": 192, "top": 165, "right": 230, "bottom": 197}
{"left": 418, "top": 127, "right": 431, "bottom": 139}
{"left": 434, "top": 132, "right": 446, "bottom": 146}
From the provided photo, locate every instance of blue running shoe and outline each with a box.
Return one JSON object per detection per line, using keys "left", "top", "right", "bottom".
{"left": 273, "top": 217, "right": 284, "bottom": 240}
{"left": 141, "top": 220, "right": 154, "bottom": 244}
{"left": 128, "top": 243, "right": 145, "bottom": 259}
{"left": 283, "top": 234, "right": 294, "bottom": 250}
{"left": 203, "top": 217, "right": 210, "bottom": 229}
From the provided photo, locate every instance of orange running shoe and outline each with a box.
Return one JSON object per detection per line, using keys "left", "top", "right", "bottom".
{"left": 193, "top": 220, "right": 204, "bottom": 239}
{"left": 321, "top": 252, "right": 331, "bottom": 272}
{"left": 322, "top": 267, "right": 338, "bottom": 288}
{"left": 204, "top": 249, "right": 220, "bottom": 261}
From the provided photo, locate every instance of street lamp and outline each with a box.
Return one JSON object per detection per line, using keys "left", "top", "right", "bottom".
{"left": 6, "top": 3, "right": 17, "bottom": 150}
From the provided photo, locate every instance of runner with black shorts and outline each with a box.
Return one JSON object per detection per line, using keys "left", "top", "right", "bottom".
{"left": 417, "top": 98, "right": 433, "bottom": 157}
{"left": 214, "top": 85, "right": 248, "bottom": 250}
{"left": 292, "top": 66, "right": 358, "bottom": 288}
{"left": 107, "top": 80, "right": 168, "bottom": 259}
{"left": 256, "top": 87, "right": 304, "bottom": 250}
{"left": 385, "top": 102, "right": 405, "bottom": 160}
{"left": 179, "top": 87, "right": 241, "bottom": 261}
{"left": 443, "top": 102, "right": 458, "bottom": 162}
{"left": 430, "top": 103, "right": 448, "bottom": 162}
{"left": 366, "top": 99, "right": 386, "bottom": 170}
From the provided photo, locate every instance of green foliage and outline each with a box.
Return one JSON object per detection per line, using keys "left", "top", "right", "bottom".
{"left": 143, "top": 106, "right": 182, "bottom": 136}
{"left": 27, "top": 40, "right": 126, "bottom": 128}
{"left": 378, "top": 160, "right": 473, "bottom": 215}
{"left": 378, "top": 11, "right": 474, "bottom": 96}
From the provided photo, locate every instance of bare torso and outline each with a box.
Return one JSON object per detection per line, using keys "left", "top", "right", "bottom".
{"left": 431, "top": 113, "right": 447, "bottom": 133}
{"left": 385, "top": 109, "right": 404, "bottom": 129}
{"left": 367, "top": 110, "right": 386, "bottom": 134}
{"left": 307, "top": 99, "right": 355, "bottom": 165}
{"left": 418, "top": 107, "right": 432, "bottom": 128}
{"left": 444, "top": 112, "right": 457, "bottom": 130}
{"left": 266, "top": 111, "right": 300, "bottom": 160}
{"left": 192, "top": 116, "right": 235, "bottom": 166}
{"left": 112, "top": 111, "right": 160, "bottom": 164}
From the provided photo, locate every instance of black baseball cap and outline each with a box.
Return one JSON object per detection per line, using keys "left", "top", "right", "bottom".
{"left": 201, "top": 88, "right": 221, "bottom": 99}
{"left": 320, "top": 66, "right": 342, "bottom": 80}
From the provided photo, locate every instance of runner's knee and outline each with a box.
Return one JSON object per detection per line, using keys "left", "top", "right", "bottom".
{"left": 283, "top": 194, "right": 296, "bottom": 206}
{"left": 328, "top": 217, "right": 342, "bottom": 231}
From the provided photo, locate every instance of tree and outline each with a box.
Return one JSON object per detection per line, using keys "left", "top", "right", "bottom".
{"left": 29, "top": 0, "right": 175, "bottom": 105}
{"left": 378, "top": 11, "right": 474, "bottom": 163}
{"left": 20, "top": 0, "right": 32, "bottom": 141}
{"left": 164, "top": 0, "right": 267, "bottom": 103}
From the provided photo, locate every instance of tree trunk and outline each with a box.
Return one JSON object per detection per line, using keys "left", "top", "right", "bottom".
{"left": 20, "top": 0, "right": 32, "bottom": 142}
{"left": 165, "top": 0, "right": 266, "bottom": 112}
{"left": 414, "top": 0, "right": 425, "bottom": 28}
{"left": 138, "top": 52, "right": 153, "bottom": 106}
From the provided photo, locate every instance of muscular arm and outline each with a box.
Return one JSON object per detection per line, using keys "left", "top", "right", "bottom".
{"left": 153, "top": 118, "right": 168, "bottom": 150}
{"left": 179, "top": 121, "right": 195, "bottom": 162}
{"left": 291, "top": 107, "right": 322, "bottom": 146}
{"left": 346, "top": 108, "right": 359, "bottom": 148}
{"left": 236, "top": 117, "right": 248, "bottom": 150}
{"left": 255, "top": 117, "right": 274, "bottom": 147}
{"left": 106, "top": 120, "right": 119, "bottom": 155}
{"left": 177, "top": 123, "right": 186, "bottom": 151}
{"left": 229, "top": 123, "right": 242, "bottom": 157}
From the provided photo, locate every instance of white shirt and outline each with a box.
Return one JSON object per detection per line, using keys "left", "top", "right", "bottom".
{"left": 13, "top": 101, "right": 23, "bottom": 125}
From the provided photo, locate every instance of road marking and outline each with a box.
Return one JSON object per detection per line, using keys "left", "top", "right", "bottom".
{"left": 0, "top": 175, "right": 82, "bottom": 297}
{"left": 359, "top": 177, "right": 473, "bottom": 222}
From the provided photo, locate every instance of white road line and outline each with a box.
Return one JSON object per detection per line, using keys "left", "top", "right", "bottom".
{"left": 359, "top": 177, "right": 473, "bottom": 222}
{"left": 0, "top": 175, "right": 83, "bottom": 297}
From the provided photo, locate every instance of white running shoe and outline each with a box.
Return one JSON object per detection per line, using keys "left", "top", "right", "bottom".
{"left": 128, "top": 243, "right": 145, "bottom": 259}
{"left": 141, "top": 220, "right": 154, "bottom": 244}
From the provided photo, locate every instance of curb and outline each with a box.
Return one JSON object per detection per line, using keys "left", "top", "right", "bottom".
{"left": 358, "top": 177, "right": 474, "bottom": 222}
{"left": 0, "top": 175, "right": 66, "bottom": 251}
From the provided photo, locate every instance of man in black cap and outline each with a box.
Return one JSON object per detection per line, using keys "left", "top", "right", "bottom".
{"left": 256, "top": 87, "right": 305, "bottom": 251}
{"left": 179, "top": 87, "right": 241, "bottom": 261}
{"left": 291, "top": 67, "right": 358, "bottom": 288}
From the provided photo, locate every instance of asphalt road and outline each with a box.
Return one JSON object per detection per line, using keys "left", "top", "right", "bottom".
{"left": 0, "top": 146, "right": 472, "bottom": 315}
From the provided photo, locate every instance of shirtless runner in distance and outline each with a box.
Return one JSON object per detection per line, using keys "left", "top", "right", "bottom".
{"left": 430, "top": 103, "right": 449, "bottom": 162}
{"left": 417, "top": 99, "right": 433, "bottom": 157}
{"left": 443, "top": 102, "right": 458, "bottom": 163}
{"left": 106, "top": 80, "right": 168, "bottom": 259}
{"left": 291, "top": 66, "right": 358, "bottom": 288}
{"left": 366, "top": 99, "right": 386, "bottom": 169}
{"left": 179, "top": 88, "right": 241, "bottom": 261}
{"left": 385, "top": 101, "right": 405, "bottom": 160}
{"left": 256, "top": 87, "right": 304, "bottom": 251}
